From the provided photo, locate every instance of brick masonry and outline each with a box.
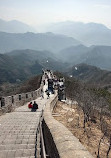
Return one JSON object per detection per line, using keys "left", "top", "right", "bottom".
{"left": 43, "top": 91, "right": 94, "bottom": 158}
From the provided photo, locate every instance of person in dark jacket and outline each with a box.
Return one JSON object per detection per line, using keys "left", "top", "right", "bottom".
{"left": 45, "top": 89, "right": 50, "bottom": 99}
{"left": 31, "top": 101, "right": 38, "bottom": 112}
{"left": 41, "top": 88, "right": 44, "bottom": 99}
{"left": 47, "top": 91, "right": 50, "bottom": 99}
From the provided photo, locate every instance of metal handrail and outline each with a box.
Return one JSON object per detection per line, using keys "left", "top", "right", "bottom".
{"left": 40, "top": 121, "right": 47, "bottom": 158}
{"left": 37, "top": 109, "right": 49, "bottom": 158}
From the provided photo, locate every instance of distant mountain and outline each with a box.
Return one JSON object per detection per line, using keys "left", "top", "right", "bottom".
{"left": 0, "top": 31, "right": 81, "bottom": 53}
{"left": 0, "top": 53, "right": 42, "bottom": 83}
{"left": 59, "top": 45, "right": 111, "bottom": 71}
{"left": 0, "top": 19, "right": 36, "bottom": 33}
{"left": 6, "top": 49, "right": 56, "bottom": 67}
{"left": 45, "top": 21, "right": 111, "bottom": 46}
{"left": 0, "top": 49, "right": 67, "bottom": 83}
{"left": 81, "top": 46, "right": 111, "bottom": 70}
{"left": 7, "top": 49, "right": 66, "bottom": 71}
{"left": 59, "top": 44, "right": 89, "bottom": 63}
{"left": 66, "top": 63, "right": 111, "bottom": 86}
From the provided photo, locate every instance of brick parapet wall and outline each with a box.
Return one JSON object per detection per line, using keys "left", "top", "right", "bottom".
{"left": 0, "top": 75, "right": 44, "bottom": 115}
{"left": 43, "top": 91, "right": 94, "bottom": 158}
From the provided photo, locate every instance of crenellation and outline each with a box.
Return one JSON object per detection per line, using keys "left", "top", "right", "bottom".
{"left": 19, "top": 93, "right": 26, "bottom": 106}
{"left": 0, "top": 100, "right": 1, "bottom": 108}
{"left": 43, "top": 91, "right": 94, "bottom": 158}
{"left": 0, "top": 71, "right": 94, "bottom": 158}
{"left": 27, "top": 92, "right": 32, "bottom": 100}
{"left": 0, "top": 75, "right": 45, "bottom": 115}
{"left": 33, "top": 91, "right": 37, "bottom": 99}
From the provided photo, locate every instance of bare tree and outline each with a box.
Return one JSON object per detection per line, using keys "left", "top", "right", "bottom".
{"left": 97, "top": 133, "right": 106, "bottom": 158}
{"left": 106, "top": 134, "right": 111, "bottom": 158}
{"left": 64, "top": 75, "right": 111, "bottom": 158}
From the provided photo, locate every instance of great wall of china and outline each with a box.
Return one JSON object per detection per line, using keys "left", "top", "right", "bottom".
{"left": 0, "top": 70, "right": 93, "bottom": 158}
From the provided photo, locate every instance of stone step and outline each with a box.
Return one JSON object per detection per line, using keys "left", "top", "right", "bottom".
{"left": 0, "top": 82, "right": 51, "bottom": 157}
{"left": 0, "top": 138, "right": 36, "bottom": 144}
{"left": 0, "top": 149, "right": 35, "bottom": 158}
{"left": 0, "top": 135, "right": 36, "bottom": 140}
{"left": 0, "top": 144, "right": 35, "bottom": 150}
{"left": 19, "top": 157, "right": 35, "bottom": 158}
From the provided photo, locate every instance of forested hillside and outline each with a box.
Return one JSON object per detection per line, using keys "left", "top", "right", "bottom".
{"left": 0, "top": 74, "right": 42, "bottom": 97}
{"left": 59, "top": 45, "right": 111, "bottom": 71}
{"left": 66, "top": 63, "right": 111, "bottom": 86}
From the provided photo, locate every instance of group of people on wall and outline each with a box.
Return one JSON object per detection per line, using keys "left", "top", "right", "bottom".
{"left": 28, "top": 101, "right": 38, "bottom": 111}
{"left": 28, "top": 69, "right": 66, "bottom": 111}
{"left": 43, "top": 69, "right": 65, "bottom": 101}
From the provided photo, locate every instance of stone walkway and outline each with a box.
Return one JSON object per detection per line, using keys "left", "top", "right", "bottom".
{"left": 0, "top": 82, "right": 54, "bottom": 158}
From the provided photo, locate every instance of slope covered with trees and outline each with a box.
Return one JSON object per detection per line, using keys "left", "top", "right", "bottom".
{"left": 66, "top": 63, "right": 111, "bottom": 86}
{"left": 59, "top": 45, "right": 111, "bottom": 71}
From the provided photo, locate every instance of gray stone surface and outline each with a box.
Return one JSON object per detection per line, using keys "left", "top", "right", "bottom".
{"left": 0, "top": 95, "right": 49, "bottom": 158}
{"left": 0, "top": 71, "right": 55, "bottom": 158}
{"left": 44, "top": 92, "right": 94, "bottom": 158}
{"left": 0, "top": 71, "right": 94, "bottom": 158}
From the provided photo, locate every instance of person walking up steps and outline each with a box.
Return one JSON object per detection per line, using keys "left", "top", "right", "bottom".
{"left": 41, "top": 88, "right": 44, "bottom": 99}
{"left": 47, "top": 91, "right": 50, "bottom": 99}
{"left": 45, "top": 89, "right": 50, "bottom": 99}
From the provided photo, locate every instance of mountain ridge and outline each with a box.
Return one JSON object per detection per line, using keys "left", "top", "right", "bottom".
{"left": 0, "top": 49, "right": 67, "bottom": 83}
{"left": 0, "top": 19, "right": 36, "bottom": 33}
{"left": 59, "top": 45, "right": 111, "bottom": 71}
{"left": 0, "top": 31, "right": 81, "bottom": 53}
{"left": 66, "top": 63, "right": 111, "bottom": 87}
{"left": 44, "top": 21, "right": 111, "bottom": 46}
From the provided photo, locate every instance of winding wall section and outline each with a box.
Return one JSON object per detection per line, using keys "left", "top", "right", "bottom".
{"left": 43, "top": 91, "right": 94, "bottom": 158}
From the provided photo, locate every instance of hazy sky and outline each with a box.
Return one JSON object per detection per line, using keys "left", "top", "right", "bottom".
{"left": 0, "top": 0, "right": 111, "bottom": 28}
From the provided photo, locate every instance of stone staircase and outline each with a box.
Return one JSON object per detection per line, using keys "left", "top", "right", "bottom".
{"left": 0, "top": 70, "right": 94, "bottom": 158}
{"left": 0, "top": 95, "right": 49, "bottom": 158}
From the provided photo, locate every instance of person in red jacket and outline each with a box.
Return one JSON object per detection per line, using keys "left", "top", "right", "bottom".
{"left": 28, "top": 102, "right": 33, "bottom": 109}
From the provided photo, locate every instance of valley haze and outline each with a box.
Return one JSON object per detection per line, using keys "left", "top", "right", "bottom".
{"left": 0, "top": 1, "right": 111, "bottom": 158}
{"left": 0, "top": 0, "right": 111, "bottom": 93}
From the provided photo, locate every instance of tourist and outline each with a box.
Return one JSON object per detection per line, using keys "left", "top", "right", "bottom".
{"left": 28, "top": 102, "right": 33, "bottom": 109}
{"left": 43, "top": 80, "right": 45, "bottom": 85}
{"left": 31, "top": 101, "right": 38, "bottom": 112}
{"left": 41, "top": 88, "right": 44, "bottom": 99}
{"left": 47, "top": 91, "right": 50, "bottom": 99}
{"left": 45, "top": 89, "right": 50, "bottom": 99}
